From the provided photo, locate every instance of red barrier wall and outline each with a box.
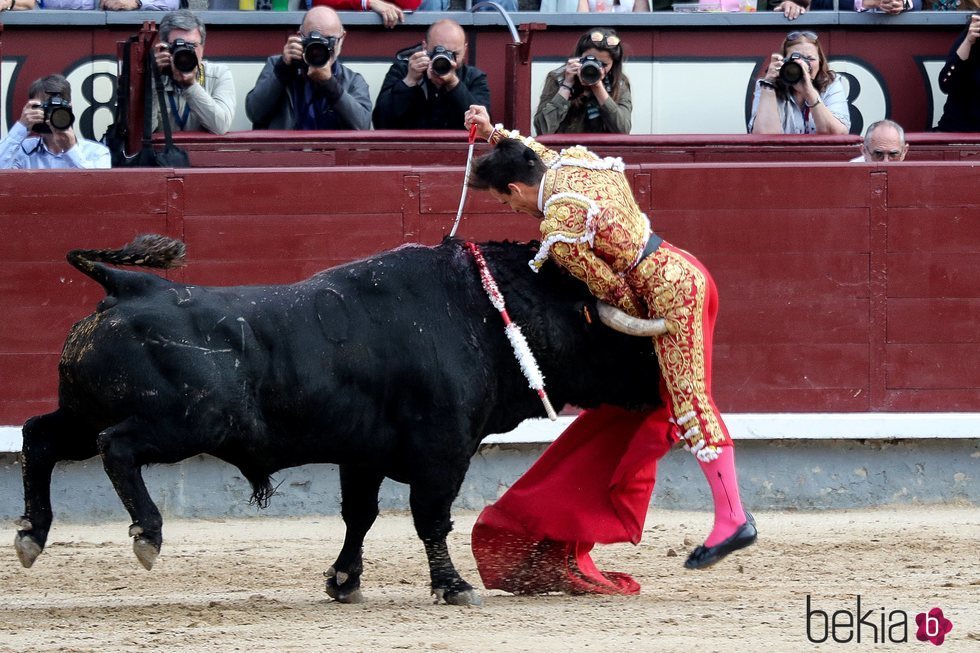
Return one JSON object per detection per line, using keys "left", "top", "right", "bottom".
{"left": 1, "top": 162, "right": 978, "bottom": 425}
{"left": 162, "top": 131, "right": 980, "bottom": 168}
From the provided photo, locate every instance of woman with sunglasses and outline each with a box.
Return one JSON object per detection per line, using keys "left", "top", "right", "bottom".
{"left": 533, "top": 28, "right": 632, "bottom": 135}
{"left": 748, "top": 31, "right": 850, "bottom": 135}
{"left": 936, "top": 12, "right": 980, "bottom": 131}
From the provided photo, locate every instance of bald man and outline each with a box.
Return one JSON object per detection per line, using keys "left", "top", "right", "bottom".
{"left": 245, "top": 6, "right": 371, "bottom": 130}
{"left": 372, "top": 19, "right": 490, "bottom": 130}
{"left": 851, "top": 119, "right": 909, "bottom": 163}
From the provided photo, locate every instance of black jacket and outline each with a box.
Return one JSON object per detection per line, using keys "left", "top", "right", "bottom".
{"left": 937, "top": 29, "right": 980, "bottom": 132}
{"left": 372, "top": 58, "right": 490, "bottom": 130}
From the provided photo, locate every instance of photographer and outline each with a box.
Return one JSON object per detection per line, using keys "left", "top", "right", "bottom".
{"left": 372, "top": 19, "right": 489, "bottom": 130}
{"left": 152, "top": 10, "right": 236, "bottom": 135}
{"left": 748, "top": 31, "right": 850, "bottom": 135}
{"left": 245, "top": 6, "right": 371, "bottom": 131}
{"left": 0, "top": 75, "right": 110, "bottom": 169}
{"left": 533, "top": 28, "right": 632, "bottom": 135}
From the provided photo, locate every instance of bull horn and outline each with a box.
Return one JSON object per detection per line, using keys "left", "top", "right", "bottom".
{"left": 597, "top": 302, "right": 673, "bottom": 337}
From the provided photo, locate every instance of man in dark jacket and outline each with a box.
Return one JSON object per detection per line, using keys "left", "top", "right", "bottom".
{"left": 372, "top": 19, "right": 489, "bottom": 130}
{"left": 245, "top": 6, "right": 371, "bottom": 130}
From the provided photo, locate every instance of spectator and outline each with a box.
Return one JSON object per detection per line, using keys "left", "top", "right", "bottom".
{"left": 533, "top": 28, "right": 632, "bottom": 135}
{"left": 372, "top": 19, "right": 490, "bottom": 130}
{"left": 577, "top": 0, "right": 650, "bottom": 10}
{"left": 843, "top": 0, "right": 919, "bottom": 11}
{"left": 0, "top": 0, "right": 35, "bottom": 9}
{"left": 22, "top": 0, "right": 178, "bottom": 10}
{"left": 152, "top": 10, "right": 236, "bottom": 135}
{"left": 418, "top": 0, "right": 519, "bottom": 12}
{"left": 312, "top": 0, "right": 417, "bottom": 30}
{"left": 245, "top": 6, "right": 371, "bottom": 131}
{"left": 0, "top": 75, "right": 110, "bottom": 169}
{"left": 926, "top": 0, "right": 979, "bottom": 9}
{"left": 936, "top": 12, "right": 980, "bottom": 132}
{"left": 748, "top": 30, "right": 850, "bottom": 135}
{"left": 851, "top": 120, "right": 909, "bottom": 162}
{"left": 757, "top": 0, "right": 808, "bottom": 20}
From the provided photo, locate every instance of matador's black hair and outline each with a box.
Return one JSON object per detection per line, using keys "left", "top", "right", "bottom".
{"left": 469, "top": 138, "right": 547, "bottom": 194}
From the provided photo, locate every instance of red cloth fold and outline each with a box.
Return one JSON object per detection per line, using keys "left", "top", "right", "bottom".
{"left": 472, "top": 405, "right": 675, "bottom": 595}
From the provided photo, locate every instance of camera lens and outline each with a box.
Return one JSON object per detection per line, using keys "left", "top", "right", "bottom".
{"left": 779, "top": 60, "right": 804, "bottom": 85}
{"left": 170, "top": 41, "right": 199, "bottom": 74}
{"left": 431, "top": 54, "right": 453, "bottom": 76}
{"left": 302, "top": 33, "right": 335, "bottom": 68}
{"left": 48, "top": 106, "right": 74, "bottom": 131}
{"left": 304, "top": 42, "right": 330, "bottom": 68}
{"left": 579, "top": 57, "right": 603, "bottom": 86}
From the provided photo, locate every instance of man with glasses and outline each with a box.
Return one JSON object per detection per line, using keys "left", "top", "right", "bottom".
{"left": 152, "top": 10, "right": 236, "bottom": 135}
{"left": 0, "top": 74, "right": 110, "bottom": 169}
{"left": 851, "top": 120, "right": 909, "bottom": 162}
{"left": 245, "top": 6, "right": 371, "bottom": 131}
{"left": 372, "top": 19, "right": 489, "bottom": 130}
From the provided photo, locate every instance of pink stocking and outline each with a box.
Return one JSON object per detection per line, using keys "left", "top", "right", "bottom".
{"left": 698, "top": 447, "right": 747, "bottom": 546}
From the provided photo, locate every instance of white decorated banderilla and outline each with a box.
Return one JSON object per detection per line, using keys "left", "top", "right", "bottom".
{"left": 464, "top": 242, "right": 558, "bottom": 421}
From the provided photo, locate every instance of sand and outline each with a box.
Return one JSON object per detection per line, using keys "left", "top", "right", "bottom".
{"left": 1, "top": 507, "right": 977, "bottom": 652}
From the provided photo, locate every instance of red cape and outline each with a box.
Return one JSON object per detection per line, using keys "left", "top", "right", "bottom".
{"left": 472, "top": 405, "right": 675, "bottom": 595}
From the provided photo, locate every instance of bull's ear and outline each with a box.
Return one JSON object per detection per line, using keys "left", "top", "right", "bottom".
{"left": 579, "top": 302, "right": 595, "bottom": 326}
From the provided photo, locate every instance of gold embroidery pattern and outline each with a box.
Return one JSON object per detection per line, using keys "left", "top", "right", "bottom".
{"left": 550, "top": 241, "right": 644, "bottom": 316}
{"left": 629, "top": 247, "right": 730, "bottom": 455}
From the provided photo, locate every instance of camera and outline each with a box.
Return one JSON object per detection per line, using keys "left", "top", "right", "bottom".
{"left": 578, "top": 55, "right": 604, "bottom": 86}
{"left": 31, "top": 97, "right": 75, "bottom": 134}
{"left": 169, "top": 39, "right": 199, "bottom": 75}
{"left": 779, "top": 52, "right": 807, "bottom": 85}
{"left": 429, "top": 45, "right": 456, "bottom": 77}
{"left": 302, "top": 31, "right": 336, "bottom": 69}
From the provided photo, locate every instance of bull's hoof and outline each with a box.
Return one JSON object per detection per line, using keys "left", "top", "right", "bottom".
{"left": 14, "top": 531, "right": 43, "bottom": 568}
{"left": 133, "top": 536, "right": 160, "bottom": 571}
{"left": 432, "top": 587, "right": 484, "bottom": 607}
{"left": 324, "top": 566, "right": 364, "bottom": 604}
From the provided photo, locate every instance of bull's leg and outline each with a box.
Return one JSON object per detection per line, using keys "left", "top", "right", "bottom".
{"left": 325, "top": 465, "right": 384, "bottom": 604}
{"left": 410, "top": 475, "right": 482, "bottom": 607}
{"left": 96, "top": 417, "right": 198, "bottom": 571}
{"left": 16, "top": 410, "right": 98, "bottom": 568}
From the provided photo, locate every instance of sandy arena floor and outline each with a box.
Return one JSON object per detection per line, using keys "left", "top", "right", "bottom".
{"left": 1, "top": 507, "right": 977, "bottom": 653}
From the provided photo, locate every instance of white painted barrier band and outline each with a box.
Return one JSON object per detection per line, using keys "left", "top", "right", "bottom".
{"left": 2, "top": 413, "right": 976, "bottom": 452}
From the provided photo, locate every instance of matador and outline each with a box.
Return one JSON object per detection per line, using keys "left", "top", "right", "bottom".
{"left": 465, "top": 104, "right": 757, "bottom": 570}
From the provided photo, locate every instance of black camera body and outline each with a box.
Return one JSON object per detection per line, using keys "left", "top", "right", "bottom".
{"left": 31, "top": 97, "right": 75, "bottom": 134}
{"left": 429, "top": 45, "right": 456, "bottom": 77}
{"left": 779, "top": 52, "right": 807, "bottom": 85}
{"left": 302, "top": 32, "right": 337, "bottom": 69}
{"left": 169, "top": 39, "right": 200, "bottom": 75}
{"left": 579, "top": 55, "right": 604, "bottom": 86}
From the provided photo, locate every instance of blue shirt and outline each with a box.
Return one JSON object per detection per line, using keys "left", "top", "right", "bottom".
{"left": 0, "top": 122, "right": 112, "bottom": 170}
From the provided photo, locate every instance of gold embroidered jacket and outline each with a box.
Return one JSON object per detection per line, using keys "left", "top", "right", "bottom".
{"left": 489, "top": 128, "right": 651, "bottom": 317}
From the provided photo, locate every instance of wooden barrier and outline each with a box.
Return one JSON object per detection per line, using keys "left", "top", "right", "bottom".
{"left": 1, "top": 162, "right": 978, "bottom": 426}
{"left": 160, "top": 131, "right": 980, "bottom": 168}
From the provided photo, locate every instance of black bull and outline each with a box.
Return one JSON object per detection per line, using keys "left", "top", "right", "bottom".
{"left": 16, "top": 235, "right": 662, "bottom": 605}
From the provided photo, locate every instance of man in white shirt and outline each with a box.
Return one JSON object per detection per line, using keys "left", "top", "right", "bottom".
{"left": 0, "top": 74, "right": 110, "bottom": 170}
{"left": 850, "top": 119, "right": 909, "bottom": 163}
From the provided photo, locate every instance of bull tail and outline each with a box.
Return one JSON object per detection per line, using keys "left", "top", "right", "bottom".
{"left": 67, "top": 234, "right": 186, "bottom": 293}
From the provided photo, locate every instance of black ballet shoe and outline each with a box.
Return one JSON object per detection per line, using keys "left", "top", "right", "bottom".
{"left": 684, "top": 513, "right": 757, "bottom": 570}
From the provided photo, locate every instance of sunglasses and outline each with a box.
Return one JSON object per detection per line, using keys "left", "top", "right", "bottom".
{"left": 787, "top": 31, "right": 818, "bottom": 41}
{"left": 590, "top": 31, "right": 621, "bottom": 48}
